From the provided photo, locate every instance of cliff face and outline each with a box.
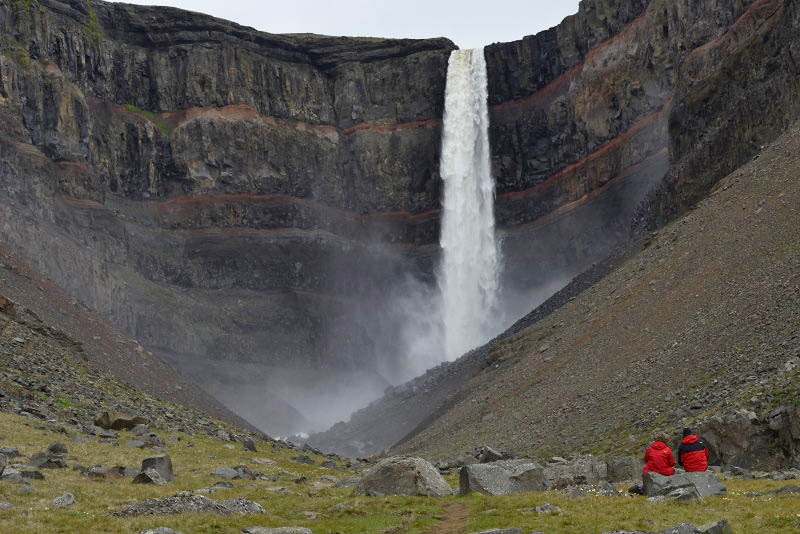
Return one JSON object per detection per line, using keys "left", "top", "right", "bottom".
{"left": 0, "top": 0, "right": 454, "bottom": 433}
{"left": 2, "top": 0, "right": 799, "bottom": 438}
{"left": 310, "top": 0, "right": 800, "bottom": 454}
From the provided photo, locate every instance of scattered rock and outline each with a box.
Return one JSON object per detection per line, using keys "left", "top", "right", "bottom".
{"left": 111, "top": 495, "right": 265, "bottom": 517}
{"left": 46, "top": 442, "right": 68, "bottom": 455}
{"left": 643, "top": 472, "right": 726, "bottom": 499}
{"left": 606, "top": 456, "right": 644, "bottom": 482}
{"left": 319, "top": 460, "right": 338, "bottom": 470}
{"left": 141, "top": 455, "right": 173, "bottom": 482}
{"left": 139, "top": 528, "right": 184, "bottom": 534}
{"left": 290, "top": 455, "right": 314, "bottom": 465}
{"left": 133, "top": 468, "right": 168, "bottom": 485}
{"left": 29, "top": 453, "right": 67, "bottom": 469}
{"left": 127, "top": 440, "right": 147, "bottom": 449}
{"left": 471, "top": 529, "right": 522, "bottom": 534}
{"left": 0, "top": 502, "right": 12, "bottom": 511}
{"left": 354, "top": 456, "right": 453, "bottom": 497}
{"left": 543, "top": 455, "right": 607, "bottom": 489}
{"left": 332, "top": 476, "right": 361, "bottom": 488}
{"left": 1, "top": 468, "right": 22, "bottom": 482}
{"left": 251, "top": 458, "right": 275, "bottom": 466}
{"left": 132, "top": 425, "right": 152, "bottom": 437}
{"left": 460, "top": 460, "right": 545, "bottom": 496}
{"left": 21, "top": 470, "right": 45, "bottom": 480}
{"left": 95, "top": 411, "right": 148, "bottom": 431}
{"left": 0, "top": 448, "right": 21, "bottom": 459}
{"left": 477, "top": 446, "right": 508, "bottom": 463}
{"left": 242, "top": 440, "right": 257, "bottom": 452}
{"left": 698, "top": 520, "right": 733, "bottom": 534}
{"left": 51, "top": 493, "right": 75, "bottom": 508}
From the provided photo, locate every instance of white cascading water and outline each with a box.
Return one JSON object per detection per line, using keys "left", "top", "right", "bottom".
{"left": 438, "top": 48, "right": 500, "bottom": 361}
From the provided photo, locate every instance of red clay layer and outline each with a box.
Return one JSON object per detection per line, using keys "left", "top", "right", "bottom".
{"left": 498, "top": 98, "right": 672, "bottom": 202}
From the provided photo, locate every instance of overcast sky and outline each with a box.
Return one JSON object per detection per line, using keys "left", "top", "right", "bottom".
{"left": 110, "top": 0, "right": 581, "bottom": 49}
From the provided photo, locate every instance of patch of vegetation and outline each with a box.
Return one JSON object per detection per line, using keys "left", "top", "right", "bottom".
{"left": 84, "top": 0, "right": 104, "bottom": 43}
{"left": 123, "top": 104, "right": 173, "bottom": 135}
{"left": 0, "top": 412, "right": 443, "bottom": 533}
{"left": 464, "top": 480, "right": 800, "bottom": 534}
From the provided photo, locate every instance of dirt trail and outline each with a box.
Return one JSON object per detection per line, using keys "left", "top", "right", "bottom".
{"left": 428, "top": 502, "right": 469, "bottom": 534}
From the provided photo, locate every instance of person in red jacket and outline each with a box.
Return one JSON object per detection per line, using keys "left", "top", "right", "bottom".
{"left": 642, "top": 435, "right": 675, "bottom": 477}
{"left": 678, "top": 427, "right": 709, "bottom": 472}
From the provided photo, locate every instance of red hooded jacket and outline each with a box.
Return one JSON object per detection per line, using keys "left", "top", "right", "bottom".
{"left": 678, "top": 434, "right": 709, "bottom": 472}
{"left": 642, "top": 441, "right": 675, "bottom": 477}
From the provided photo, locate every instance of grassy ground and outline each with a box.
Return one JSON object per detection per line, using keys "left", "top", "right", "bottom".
{"left": 0, "top": 413, "right": 797, "bottom": 533}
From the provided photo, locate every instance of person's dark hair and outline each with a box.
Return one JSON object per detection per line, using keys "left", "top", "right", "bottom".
{"left": 682, "top": 427, "right": 692, "bottom": 437}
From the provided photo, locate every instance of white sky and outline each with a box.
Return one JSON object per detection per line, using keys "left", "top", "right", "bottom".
{"left": 110, "top": 1, "right": 582, "bottom": 49}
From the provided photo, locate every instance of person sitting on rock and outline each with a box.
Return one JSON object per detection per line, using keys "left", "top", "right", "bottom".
{"left": 642, "top": 434, "right": 675, "bottom": 477}
{"left": 677, "top": 427, "right": 709, "bottom": 472}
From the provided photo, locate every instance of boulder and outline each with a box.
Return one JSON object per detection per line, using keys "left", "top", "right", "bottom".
{"left": 460, "top": 460, "right": 545, "bottom": 496}
{"left": 643, "top": 472, "right": 726, "bottom": 499}
{"left": 477, "top": 446, "right": 508, "bottom": 463}
{"left": 132, "top": 425, "right": 152, "bottom": 437}
{"left": 51, "top": 493, "right": 75, "bottom": 508}
{"left": 543, "top": 455, "right": 607, "bottom": 489}
{"left": 0, "top": 453, "right": 5, "bottom": 476}
{"left": 606, "top": 456, "right": 644, "bottom": 482}
{"left": 354, "top": 456, "right": 453, "bottom": 497}
{"left": 140, "top": 528, "right": 184, "bottom": 534}
{"left": 112, "top": 495, "right": 265, "bottom": 517}
{"left": 0, "top": 502, "right": 12, "bottom": 511}
{"left": 290, "top": 455, "right": 314, "bottom": 465}
{"left": 0, "top": 448, "right": 21, "bottom": 459}
{"left": 133, "top": 468, "right": 168, "bottom": 485}
{"left": 333, "top": 476, "right": 361, "bottom": 488}
{"left": 242, "top": 528, "right": 312, "bottom": 534}
{"left": 46, "top": 443, "right": 68, "bottom": 455}
{"left": 242, "top": 440, "right": 257, "bottom": 452}
{"left": 697, "top": 520, "right": 733, "bottom": 534}
{"left": 141, "top": 455, "right": 173, "bottom": 482}
{"left": 29, "top": 453, "right": 67, "bottom": 469}
{"left": 95, "top": 411, "right": 148, "bottom": 431}
{"left": 251, "top": 458, "right": 275, "bottom": 466}
{"left": 471, "top": 530, "right": 522, "bottom": 534}
{"left": 1, "top": 468, "right": 22, "bottom": 482}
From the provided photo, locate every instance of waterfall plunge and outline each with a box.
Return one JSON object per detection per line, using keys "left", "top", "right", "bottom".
{"left": 438, "top": 48, "right": 500, "bottom": 361}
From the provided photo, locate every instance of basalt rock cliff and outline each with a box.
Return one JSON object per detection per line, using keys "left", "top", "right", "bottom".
{"left": 310, "top": 0, "right": 800, "bottom": 455}
{"left": 1, "top": 0, "right": 798, "bottom": 438}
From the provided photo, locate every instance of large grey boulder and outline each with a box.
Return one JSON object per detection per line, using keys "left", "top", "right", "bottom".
{"left": 460, "top": 460, "right": 545, "bottom": 496}
{"left": 543, "top": 455, "right": 607, "bottom": 489}
{"left": 141, "top": 455, "right": 173, "bottom": 482}
{"left": 354, "top": 456, "right": 452, "bottom": 497}
{"left": 133, "top": 468, "right": 168, "bottom": 485}
{"left": 607, "top": 456, "right": 644, "bottom": 482}
{"left": 643, "top": 472, "right": 726, "bottom": 499}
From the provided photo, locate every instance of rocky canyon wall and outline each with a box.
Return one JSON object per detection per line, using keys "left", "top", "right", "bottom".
{"left": 2, "top": 0, "right": 798, "bottom": 439}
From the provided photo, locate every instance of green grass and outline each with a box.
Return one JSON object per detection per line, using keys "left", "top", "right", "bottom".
{"left": 463, "top": 481, "right": 800, "bottom": 533}
{"left": 0, "top": 408, "right": 796, "bottom": 533}
{"left": 123, "top": 104, "right": 173, "bottom": 135}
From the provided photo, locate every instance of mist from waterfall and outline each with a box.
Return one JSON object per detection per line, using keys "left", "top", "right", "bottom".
{"left": 438, "top": 48, "right": 500, "bottom": 361}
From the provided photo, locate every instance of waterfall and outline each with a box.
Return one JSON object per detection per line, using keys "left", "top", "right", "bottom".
{"left": 438, "top": 48, "right": 500, "bottom": 361}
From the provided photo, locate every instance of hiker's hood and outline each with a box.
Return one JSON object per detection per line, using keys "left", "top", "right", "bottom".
{"left": 682, "top": 434, "right": 699, "bottom": 444}
{"left": 651, "top": 441, "right": 669, "bottom": 449}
